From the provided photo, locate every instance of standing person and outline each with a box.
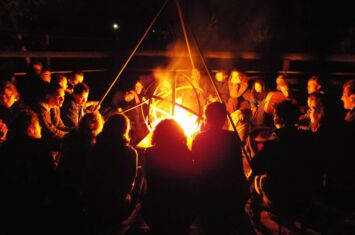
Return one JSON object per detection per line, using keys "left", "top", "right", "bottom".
{"left": 207, "top": 70, "right": 229, "bottom": 103}
{"left": 82, "top": 114, "right": 138, "bottom": 235}
{"left": 67, "top": 70, "right": 84, "bottom": 94}
{"left": 250, "top": 79, "right": 270, "bottom": 127}
{"left": 18, "top": 61, "right": 48, "bottom": 108}
{"left": 226, "top": 69, "right": 250, "bottom": 113}
{"left": 32, "top": 84, "right": 71, "bottom": 152}
{"left": 143, "top": 119, "right": 195, "bottom": 235}
{"left": 61, "top": 83, "right": 90, "bottom": 128}
{"left": 192, "top": 102, "right": 254, "bottom": 235}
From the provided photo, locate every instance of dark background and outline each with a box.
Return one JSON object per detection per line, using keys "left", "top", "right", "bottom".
{"left": 1, "top": 0, "right": 355, "bottom": 101}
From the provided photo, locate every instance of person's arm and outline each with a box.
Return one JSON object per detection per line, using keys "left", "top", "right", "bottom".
{"left": 0, "top": 120, "right": 8, "bottom": 143}
{"left": 61, "top": 103, "right": 77, "bottom": 128}
{"left": 39, "top": 109, "right": 68, "bottom": 139}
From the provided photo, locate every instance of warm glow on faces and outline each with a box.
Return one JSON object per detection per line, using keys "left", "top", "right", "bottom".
{"left": 0, "top": 89, "right": 16, "bottom": 108}
{"left": 307, "top": 80, "right": 320, "bottom": 94}
{"left": 215, "top": 72, "right": 225, "bottom": 82}
{"left": 49, "top": 89, "right": 65, "bottom": 108}
{"left": 341, "top": 86, "right": 354, "bottom": 110}
{"left": 135, "top": 82, "right": 144, "bottom": 95}
{"left": 73, "top": 91, "right": 88, "bottom": 106}
{"left": 33, "top": 64, "right": 42, "bottom": 75}
{"left": 231, "top": 71, "right": 241, "bottom": 84}
{"left": 280, "top": 85, "right": 289, "bottom": 97}
{"left": 59, "top": 79, "right": 68, "bottom": 91}
{"left": 254, "top": 82, "right": 263, "bottom": 93}
{"left": 73, "top": 74, "right": 84, "bottom": 85}
{"left": 41, "top": 71, "right": 51, "bottom": 83}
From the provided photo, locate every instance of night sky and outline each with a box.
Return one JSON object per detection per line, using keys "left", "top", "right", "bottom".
{"left": 1, "top": 0, "right": 355, "bottom": 53}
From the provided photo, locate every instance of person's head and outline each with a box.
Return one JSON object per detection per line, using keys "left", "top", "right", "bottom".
{"left": 229, "top": 69, "right": 244, "bottom": 84}
{"left": 253, "top": 79, "right": 266, "bottom": 93}
{"left": 70, "top": 70, "right": 84, "bottom": 85}
{"left": 79, "top": 112, "right": 104, "bottom": 137}
{"left": 0, "top": 81, "right": 19, "bottom": 108}
{"left": 134, "top": 80, "right": 144, "bottom": 95}
{"left": 215, "top": 70, "right": 227, "bottom": 82}
{"left": 45, "top": 83, "right": 65, "bottom": 108}
{"left": 152, "top": 119, "right": 187, "bottom": 147}
{"left": 30, "top": 61, "right": 43, "bottom": 75}
{"left": 273, "top": 100, "right": 299, "bottom": 129}
{"left": 307, "top": 93, "right": 326, "bottom": 132}
{"left": 40, "top": 67, "right": 51, "bottom": 83}
{"left": 205, "top": 102, "right": 227, "bottom": 129}
{"left": 341, "top": 79, "right": 355, "bottom": 110}
{"left": 276, "top": 75, "right": 290, "bottom": 97}
{"left": 12, "top": 110, "right": 42, "bottom": 139}
{"left": 124, "top": 91, "right": 135, "bottom": 102}
{"left": 73, "top": 82, "right": 90, "bottom": 106}
{"left": 307, "top": 76, "right": 322, "bottom": 94}
{"left": 100, "top": 114, "right": 130, "bottom": 144}
{"left": 51, "top": 74, "right": 68, "bottom": 91}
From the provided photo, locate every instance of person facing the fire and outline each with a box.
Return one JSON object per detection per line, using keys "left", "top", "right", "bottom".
{"left": 192, "top": 102, "right": 255, "bottom": 235}
{"left": 143, "top": 119, "right": 195, "bottom": 235}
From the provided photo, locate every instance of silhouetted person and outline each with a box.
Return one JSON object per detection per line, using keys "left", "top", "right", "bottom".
{"left": 56, "top": 112, "right": 104, "bottom": 234}
{"left": 143, "top": 119, "right": 195, "bottom": 235}
{"left": 17, "top": 61, "right": 48, "bottom": 108}
{"left": 82, "top": 114, "right": 138, "bottom": 235}
{"left": 326, "top": 79, "right": 355, "bottom": 211}
{"left": 192, "top": 102, "right": 254, "bottom": 235}
{"left": 251, "top": 100, "right": 325, "bottom": 215}
{"left": 0, "top": 110, "right": 55, "bottom": 235}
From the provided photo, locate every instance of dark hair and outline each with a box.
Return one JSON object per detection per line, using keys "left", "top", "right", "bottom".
{"left": 71, "top": 70, "right": 83, "bottom": 77}
{"left": 99, "top": 114, "right": 130, "bottom": 145}
{"left": 274, "top": 100, "right": 299, "bottom": 126}
{"left": 79, "top": 112, "right": 103, "bottom": 137}
{"left": 73, "top": 82, "right": 90, "bottom": 95}
{"left": 205, "top": 102, "right": 227, "bottom": 129}
{"left": 45, "top": 83, "right": 63, "bottom": 96}
{"left": 51, "top": 74, "right": 67, "bottom": 85}
{"left": 308, "top": 75, "right": 323, "bottom": 85}
{"left": 31, "top": 60, "right": 43, "bottom": 66}
{"left": 152, "top": 119, "right": 187, "bottom": 146}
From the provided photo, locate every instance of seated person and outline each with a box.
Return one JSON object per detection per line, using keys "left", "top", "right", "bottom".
{"left": 251, "top": 100, "right": 325, "bottom": 214}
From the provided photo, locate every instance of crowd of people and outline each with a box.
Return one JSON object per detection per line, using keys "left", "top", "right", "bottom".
{"left": 0, "top": 61, "right": 354, "bottom": 235}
